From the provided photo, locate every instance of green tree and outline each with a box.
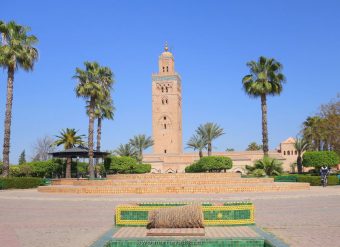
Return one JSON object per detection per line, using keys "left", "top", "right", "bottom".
{"left": 186, "top": 134, "right": 207, "bottom": 158}
{"left": 88, "top": 98, "right": 115, "bottom": 164}
{"left": 225, "top": 148, "right": 235, "bottom": 152}
{"left": 185, "top": 156, "right": 232, "bottom": 173}
{"left": 196, "top": 122, "right": 224, "bottom": 156}
{"left": 242, "top": 56, "right": 286, "bottom": 156}
{"left": 114, "top": 143, "right": 138, "bottom": 159}
{"left": 95, "top": 98, "right": 115, "bottom": 153}
{"left": 52, "top": 128, "right": 84, "bottom": 178}
{"left": 18, "top": 150, "right": 26, "bottom": 165}
{"left": 74, "top": 62, "right": 113, "bottom": 178}
{"left": 246, "top": 142, "right": 262, "bottom": 151}
{"left": 294, "top": 137, "right": 309, "bottom": 174}
{"left": 0, "top": 21, "right": 38, "bottom": 177}
{"left": 129, "top": 134, "right": 154, "bottom": 162}
{"left": 302, "top": 151, "right": 340, "bottom": 169}
{"left": 302, "top": 116, "right": 323, "bottom": 151}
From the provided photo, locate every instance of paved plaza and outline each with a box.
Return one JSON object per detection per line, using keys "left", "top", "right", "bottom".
{"left": 0, "top": 187, "right": 340, "bottom": 247}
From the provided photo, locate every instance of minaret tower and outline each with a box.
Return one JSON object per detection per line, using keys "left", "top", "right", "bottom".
{"left": 152, "top": 43, "right": 182, "bottom": 154}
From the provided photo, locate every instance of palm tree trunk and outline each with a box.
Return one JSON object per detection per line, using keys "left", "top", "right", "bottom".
{"left": 139, "top": 148, "right": 143, "bottom": 163}
{"left": 261, "top": 94, "right": 269, "bottom": 156}
{"left": 2, "top": 66, "right": 15, "bottom": 177}
{"left": 207, "top": 143, "right": 212, "bottom": 156}
{"left": 66, "top": 157, "right": 72, "bottom": 178}
{"left": 199, "top": 150, "right": 203, "bottom": 159}
{"left": 297, "top": 154, "right": 302, "bottom": 174}
{"left": 88, "top": 98, "right": 95, "bottom": 179}
{"left": 95, "top": 117, "right": 102, "bottom": 165}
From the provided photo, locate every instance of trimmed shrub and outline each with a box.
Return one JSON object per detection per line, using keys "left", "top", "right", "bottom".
{"left": 9, "top": 166, "right": 21, "bottom": 177}
{"left": 105, "top": 156, "right": 151, "bottom": 174}
{"left": 302, "top": 151, "right": 340, "bottom": 169}
{"left": 29, "top": 160, "right": 61, "bottom": 177}
{"left": 0, "top": 177, "right": 44, "bottom": 189}
{"left": 185, "top": 156, "right": 232, "bottom": 173}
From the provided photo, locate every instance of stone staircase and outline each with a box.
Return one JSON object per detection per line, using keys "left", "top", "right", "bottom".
{"left": 38, "top": 173, "right": 310, "bottom": 194}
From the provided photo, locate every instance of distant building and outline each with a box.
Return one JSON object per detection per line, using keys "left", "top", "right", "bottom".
{"left": 144, "top": 44, "right": 297, "bottom": 173}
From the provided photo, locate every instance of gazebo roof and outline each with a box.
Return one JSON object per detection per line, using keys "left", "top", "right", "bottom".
{"left": 49, "top": 145, "right": 109, "bottom": 158}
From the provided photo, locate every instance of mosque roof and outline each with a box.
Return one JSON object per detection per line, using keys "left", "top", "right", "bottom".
{"left": 281, "top": 137, "right": 296, "bottom": 144}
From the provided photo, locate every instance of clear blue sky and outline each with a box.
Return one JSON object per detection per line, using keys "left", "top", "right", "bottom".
{"left": 1, "top": 0, "right": 340, "bottom": 162}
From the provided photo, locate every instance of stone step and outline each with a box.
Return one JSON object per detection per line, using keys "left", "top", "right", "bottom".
{"left": 106, "top": 173, "right": 241, "bottom": 180}
{"left": 38, "top": 182, "right": 310, "bottom": 194}
{"left": 65, "top": 177, "right": 274, "bottom": 186}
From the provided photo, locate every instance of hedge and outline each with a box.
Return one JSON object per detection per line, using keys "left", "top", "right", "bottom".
{"left": 104, "top": 156, "right": 151, "bottom": 174}
{"left": 295, "top": 175, "right": 339, "bottom": 186}
{"left": 185, "top": 156, "right": 232, "bottom": 173}
{"left": 274, "top": 175, "right": 339, "bottom": 186}
{"left": 302, "top": 151, "right": 340, "bottom": 169}
{"left": 0, "top": 177, "right": 44, "bottom": 189}
{"left": 274, "top": 176, "right": 297, "bottom": 182}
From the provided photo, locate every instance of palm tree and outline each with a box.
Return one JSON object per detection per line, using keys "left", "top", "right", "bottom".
{"left": 294, "top": 137, "right": 309, "bottom": 174}
{"left": 246, "top": 157, "right": 283, "bottom": 176}
{"left": 0, "top": 21, "right": 38, "bottom": 177}
{"left": 114, "top": 143, "right": 138, "bottom": 158}
{"left": 52, "top": 128, "right": 84, "bottom": 178}
{"left": 186, "top": 134, "right": 207, "bottom": 158}
{"left": 302, "top": 116, "right": 323, "bottom": 151}
{"left": 74, "top": 62, "right": 113, "bottom": 178}
{"left": 129, "top": 134, "right": 154, "bottom": 162}
{"left": 95, "top": 98, "right": 115, "bottom": 154}
{"left": 242, "top": 56, "right": 286, "bottom": 156}
{"left": 88, "top": 98, "right": 115, "bottom": 164}
{"left": 196, "top": 122, "right": 224, "bottom": 156}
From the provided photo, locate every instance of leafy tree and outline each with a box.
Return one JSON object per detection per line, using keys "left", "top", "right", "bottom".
{"left": 319, "top": 96, "right": 340, "bottom": 153}
{"left": 302, "top": 151, "right": 340, "bottom": 169}
{"left": 0, "top": 21, "right": 38, "bottom": 177}
{"left": 114, "top": 143, "right": 138, "bottom": 159}
{"left": 246, "top": 142, "right": 262, "bottom": 151}
{"left": 301, "top": 96, "right": 340, "bottom": 154}
{"left": 18, "top": 150, "right": 26, "bottom": 165}
{"left": 196, "top": 122, "right": 224, "bottom": 156}
{"left": 294, "top": 137, "right": 309, "bottom": 174}
{"left": 52, "top": 128, "right": 84, "bottom": 178}
{"left": 225, "top": 148, "right": 235, "bottom": 152}
{"left": 246, "top": 157, "right": 283, "bottom": 176}
{"left": 74, "top": 62, "right": 113, "bottom": 178}
{"left": 242, "top": 56, "right": 286, "bottom": 156}
{"left": 129, "top": 134, "right": 154, "bottom": 162}
{"left": 186, "top": 134, "right": 207, "bottom": 158}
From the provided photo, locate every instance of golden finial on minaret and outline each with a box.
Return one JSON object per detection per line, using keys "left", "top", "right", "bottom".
{"left": 164, "top": 41, "right": 169, "bottom": 51}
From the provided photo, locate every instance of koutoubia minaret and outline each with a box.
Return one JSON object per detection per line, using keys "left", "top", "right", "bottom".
{"left": 152, "top": 43, "right": 182, "bottom": 154}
